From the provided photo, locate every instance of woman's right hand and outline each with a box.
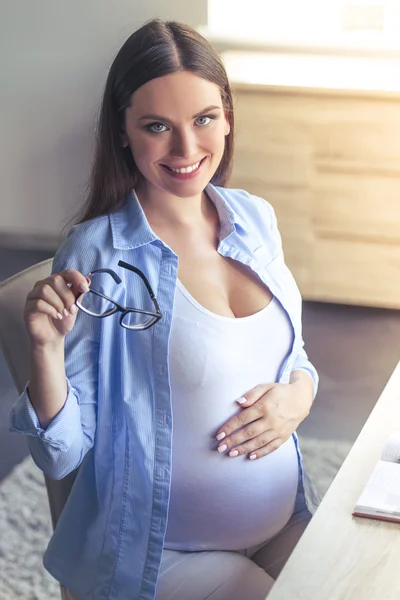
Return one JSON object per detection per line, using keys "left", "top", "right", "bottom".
{"left": 24, "top": 269, "right": 90, "bottom": 347}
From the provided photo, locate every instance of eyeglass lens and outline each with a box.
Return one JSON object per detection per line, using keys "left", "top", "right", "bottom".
{"left": 79, "top": 270, "right": 157, "bottom": 327}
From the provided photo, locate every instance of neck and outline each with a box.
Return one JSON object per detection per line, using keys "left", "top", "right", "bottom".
{"left": 136, "top": 183, "right": 215, "bottom": 229}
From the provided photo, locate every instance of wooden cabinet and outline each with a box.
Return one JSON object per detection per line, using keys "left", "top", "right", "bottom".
{"left": 229, "top": 84, "right": 400, "bottom": 308}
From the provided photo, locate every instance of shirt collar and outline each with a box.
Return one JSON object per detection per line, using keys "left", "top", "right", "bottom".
{"left": 109, "top": 189, "right": 157, "bottom": 250}
{"left": 109, "top": 184, "right": 246, "bottom": 250}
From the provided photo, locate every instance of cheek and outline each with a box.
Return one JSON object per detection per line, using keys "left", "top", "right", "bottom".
{"left": 129, "top": 135, "right": 162, "bottom": 166}
{"left": 204, "top": 125, "right": 227, "bottom": 150}
{"left": 212, "top": 127, "right": 228, "bottom": 154}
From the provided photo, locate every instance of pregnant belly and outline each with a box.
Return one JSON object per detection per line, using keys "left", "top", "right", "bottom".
{"left": 164, "top": 432, "right": 300, "bottom": 551}
{"left": 166, "top": 297, "right": 299, "bottom": 550}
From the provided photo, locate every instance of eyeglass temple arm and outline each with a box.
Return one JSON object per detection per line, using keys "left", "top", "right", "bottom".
{"left": 88, "top": 268, "right": 122, "bottom": 284}
{"left": 117, "top": 260, "right": 159, "bottom": 306}
{"left": 118, "top": 260, "right": 155, "bottom": 300}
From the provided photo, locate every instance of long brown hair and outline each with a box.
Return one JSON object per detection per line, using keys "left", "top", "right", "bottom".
{"left": 75, "top": 19, "right": 235, "bottom": 224}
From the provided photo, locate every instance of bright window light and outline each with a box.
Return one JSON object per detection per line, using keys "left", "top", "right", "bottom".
{"left": 207, "top": 0, "right": 400, "bottom": 51}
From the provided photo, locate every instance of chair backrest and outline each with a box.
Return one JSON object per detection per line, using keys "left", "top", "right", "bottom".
{"left": 0, "top": 259, "right": 78, "bottom": 529}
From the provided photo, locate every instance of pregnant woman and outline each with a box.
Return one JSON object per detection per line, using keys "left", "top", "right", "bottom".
{"left": 10, "top": 19, "right": 318, "bottom": 600}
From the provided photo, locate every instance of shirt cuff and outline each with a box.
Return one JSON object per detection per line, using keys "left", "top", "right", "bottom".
{"left": 9, "top": 380, "right": 80, "bottom": 452}
{"left": 291, "top": 365, "right": 318, "bottom": 400}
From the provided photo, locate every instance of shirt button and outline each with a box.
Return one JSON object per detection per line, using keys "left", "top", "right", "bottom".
{"left": 157, "top": 364, "right": 164, "bottom": 376}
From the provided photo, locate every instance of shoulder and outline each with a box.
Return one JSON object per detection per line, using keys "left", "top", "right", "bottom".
{"left": 53, "top": 214, "right": 113, "bottom": 274}
{"left": 213, "top": 186, "right": 279, "bottom": 234}
{"left": 212, "top": 185, "right": 284, "bottom": 259}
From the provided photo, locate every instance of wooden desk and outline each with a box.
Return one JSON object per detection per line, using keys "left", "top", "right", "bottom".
{"left": 268, "top": 360, "right": 400, "bottom": 600}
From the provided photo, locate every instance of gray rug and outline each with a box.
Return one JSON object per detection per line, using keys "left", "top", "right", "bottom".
{"left": 0, "top": 436, "right": 352, "bottom": 600}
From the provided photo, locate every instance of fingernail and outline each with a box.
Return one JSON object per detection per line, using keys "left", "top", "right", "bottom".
{"left": 79, "top": 282, "right": 90, "bottom": 293}
{"left": 63, "top": 308, "right": 69, "bottom": 317}
{"left": 229, "top": 450, "right": 239, "bottom": 457}
{"left": 69, "top": 304, "right": 78, "bottom": 315}
{"left": 216, "top": 432, "right": 226, "bottom": 441}
{"left": 249, "top": 453, "right": 257, "bottom": 460}
{"left": 237, "top": 397, "right": 247, "bottom": 404}
{"left": 217, "top": 444, "right": 227, "bottom": 453}
{"left": 57, "top": 312, "right": 63, "bottom": 320}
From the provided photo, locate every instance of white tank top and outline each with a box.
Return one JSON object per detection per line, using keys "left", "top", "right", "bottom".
{"left": 164, "top": 280, "right": 300, "bottom": 551}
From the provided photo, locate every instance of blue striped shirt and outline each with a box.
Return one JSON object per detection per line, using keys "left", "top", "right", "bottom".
{"left": 10, "top": 184, "right": 318, "bottom": 600}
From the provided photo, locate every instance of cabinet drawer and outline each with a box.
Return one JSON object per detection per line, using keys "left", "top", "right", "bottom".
{"left": 233, "top": 92, "right": 314, "bottom": 185}
{"left": 313, "top": 172, "right": 400, "bottom": 242}
{"left": 311, "top": 238, "right": 400, "bottom": 308}
{"left": 311, "top": 99, "right": 400, "bottom": 168}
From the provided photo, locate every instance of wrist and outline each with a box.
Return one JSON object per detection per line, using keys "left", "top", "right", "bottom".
{"left": 289, "top": 370, "right": 314, "bottom": 416}
{"left": 29, "top": 338, "right": 65, "bottom": 357}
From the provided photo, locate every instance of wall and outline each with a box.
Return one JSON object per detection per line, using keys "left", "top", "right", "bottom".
{"left": 0, "top": 0, "right": 206, "bottom": 246}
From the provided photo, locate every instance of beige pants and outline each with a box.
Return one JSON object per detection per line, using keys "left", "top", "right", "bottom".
{"left": 156, "top": 507, "right": 311, "bottom": 600}
{"left": 61, "top": 507, "right": 310, "bottom": 600}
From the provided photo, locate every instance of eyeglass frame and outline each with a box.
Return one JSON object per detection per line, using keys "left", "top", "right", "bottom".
{"left": 76, "top": 259, "right": 162, "bottom": 331}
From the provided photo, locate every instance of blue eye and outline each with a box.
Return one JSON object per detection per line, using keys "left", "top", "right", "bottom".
{"left": 196, "top": 116, "right": 213, "bottom": 126}
{"left": 147, "top": 123, "right": 168, "bottom": 133}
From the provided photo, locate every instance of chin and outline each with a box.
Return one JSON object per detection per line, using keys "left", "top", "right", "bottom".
{"left": 166, "top": 180, "right": 211, "bottom": 198}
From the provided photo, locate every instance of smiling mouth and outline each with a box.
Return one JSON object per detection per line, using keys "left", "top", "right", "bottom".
{"left": 161, "top": 157, "right": 207, "bottom": 175}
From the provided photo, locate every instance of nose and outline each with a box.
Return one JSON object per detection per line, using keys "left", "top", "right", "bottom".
{"left": 171, "top": 127, "right": 197, "bottom": 159}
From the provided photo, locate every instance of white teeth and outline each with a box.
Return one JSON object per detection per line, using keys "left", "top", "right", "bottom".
{"left": 168, "top": 161, "right": 201, "bottom": 174}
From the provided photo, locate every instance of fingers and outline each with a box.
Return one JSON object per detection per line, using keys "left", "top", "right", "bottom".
{"left": 215, "top": 395, "right": 288, "bottom": 459}
{"left": 243, "top": 437, "right": 286, "bottom": 460}
{"left": 218, "top": 429, "right": 286, "bottom": 461}
{"left": 216, "top": 402, "right": 266, "bottom": 443}
{"left": 215, "top": 383, "right": 295, "bottom": 460}
{"left": 217, "top": 418, "right": 269, "bottom": 455}
{"left": 28, "top": 278, "right": 72, "bottom": 317}
{"left": 57, "top": 269, "right": 90, "bottom": 297}
{"left": 216, "top": 384, "right": 280, "bottom": 443}
{"left": 26, "top": 295, "right": 73, "bottom": 322}
{"left": 236, "top": 383, "right": 276, "bottom": 407}
{"left": 217, "top": 418, "right": 265, "bottom": 449}
{"left": 26, "top": 269, "right": 89, "bottom": 320}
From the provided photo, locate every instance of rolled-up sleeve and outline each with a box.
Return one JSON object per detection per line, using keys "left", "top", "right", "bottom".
{"left": 10, "top": 380, "right": 80, "bottom": 451}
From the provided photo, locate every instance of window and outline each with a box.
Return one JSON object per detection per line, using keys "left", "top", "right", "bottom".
{"left": 206, "top": 1, "right": 400, "bottom": 53}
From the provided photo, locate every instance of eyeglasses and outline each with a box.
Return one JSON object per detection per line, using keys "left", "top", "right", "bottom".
{"left": 76, "top": 260, "right": 162, "bottom": 330}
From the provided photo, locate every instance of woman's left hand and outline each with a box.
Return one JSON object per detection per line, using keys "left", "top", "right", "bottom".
{"left": 215, "top": 371, "right": 314, "bottom": 460}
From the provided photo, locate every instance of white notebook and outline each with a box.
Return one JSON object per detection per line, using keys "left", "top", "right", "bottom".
{"left": 353, "top": 432, "right": 400, "bottom": 523}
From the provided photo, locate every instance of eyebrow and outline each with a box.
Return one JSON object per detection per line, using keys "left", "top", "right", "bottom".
{"left": 138, "top": 105, "right": 222, "bottom": 122}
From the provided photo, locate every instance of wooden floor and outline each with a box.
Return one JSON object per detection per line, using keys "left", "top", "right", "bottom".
{"left": 1, "top": 248, "right": 400, "bottom": 481}
{"left": 298, "top": 300, "right": 400, "bottom": 442}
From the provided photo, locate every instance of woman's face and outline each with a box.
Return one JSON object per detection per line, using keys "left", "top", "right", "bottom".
{"left": 122, "top": 70, "right": 230, "bottom": 199}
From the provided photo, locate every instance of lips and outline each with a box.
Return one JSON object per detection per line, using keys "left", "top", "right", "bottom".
{"left": 164, "top": 161, "right": 200, "bottom": 174}
{"left": 161, "top": 157, "right": 207, "bottom": 179}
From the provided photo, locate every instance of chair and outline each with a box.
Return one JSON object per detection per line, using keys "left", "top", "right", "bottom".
{"left": 0, "top": 259, "right": 79, "bottom": 600}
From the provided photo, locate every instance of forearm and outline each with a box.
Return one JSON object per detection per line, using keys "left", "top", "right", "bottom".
{"left": 28, "top": 341, "right": 68, "bottom": 429}
{"left": 12, "top": 346, "right": 93, "bottom": 479}
{"left": 10, "top": 251, "right": 98, "bottom": 479}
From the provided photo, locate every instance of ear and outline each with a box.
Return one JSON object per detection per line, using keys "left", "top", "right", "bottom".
{"left": 120, "top": 129, "right": 129, "bottom": 148}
